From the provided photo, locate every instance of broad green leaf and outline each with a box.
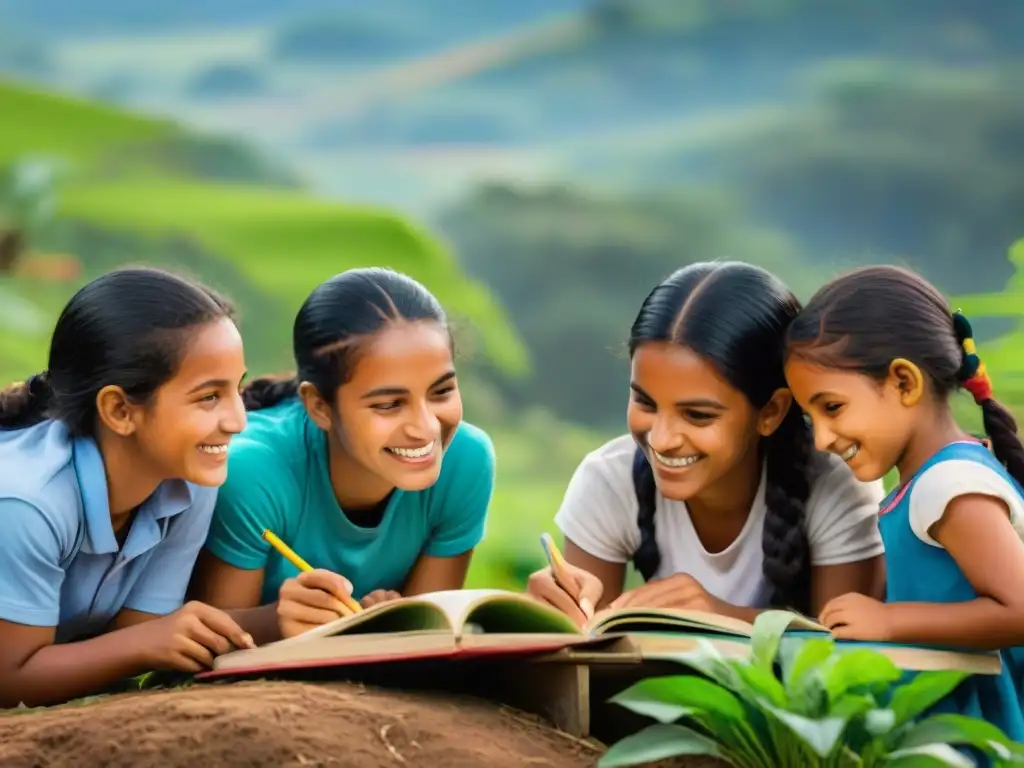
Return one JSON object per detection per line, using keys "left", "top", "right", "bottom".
{"left": 897, "top": 714, "right": 1014, "bottom": 758}
{"left": 652, "top": 640, "right": 742, "bottom": 689}
{"left": 735, "top": 662, "right": 787, "bottom": 707}
{"left": 863, "top": 708, "right": 898, "bottom": 737}
{"left": 783, "top": 637, "right": 835, "bottom": 692}
{"left": 610, "top": 675, "right": 746, "bottom": 721}
{"left": 598, "top": 723, "right": 725, "bottom": 768}
{"left": 822, "top": 649, "right": 902, "bottom": 703}
{"left": 888, "top": 671, "right": 968, "bottom": 726}
{"left": 763, "top": 703, "right": 849, "bottom": 758}
{"left": 882, "top": 743, "right": 975, "bottom": 768}
{"left": 751, "top": 610, "right": 809, "bottom": 672}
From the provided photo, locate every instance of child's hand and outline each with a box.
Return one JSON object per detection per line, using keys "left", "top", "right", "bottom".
{"left": 277, "top": 569, "right": 356, "bottom": 639}
{"left": 526, "top": 563, "right": 602, "bottom": 627}
{"left": 141, "top": 601, "right": 255, "bottom": 672}
{"left": 360, "top": 590, "right": 402, "bottom": 609}
{"left": 609, "top": 573, "right": 723, "bottom": 615}
{"left": 819, "top": 593, "right": 893, "bottom": 641}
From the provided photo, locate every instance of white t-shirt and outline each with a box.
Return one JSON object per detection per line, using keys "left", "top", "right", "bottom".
{"left": 554, "top": 434, "right": 886, "bottom": 608}
{"left": 909, "top": 459, "right": 1024, "bottom": 546}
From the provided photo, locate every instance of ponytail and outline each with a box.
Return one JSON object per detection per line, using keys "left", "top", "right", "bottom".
{"left": 631, "top": 447, "right": 661, "bottom": 581}
{"left": 953, "top": 312, "right": 1024, "bottom": 485}
{"left": 760, "top": 407, "right": 813, "bottom": 614}
{"left": 241, "top": 376, "right": 299, "bottom": 411}
{"left": 0, "top": 372, "right": 53, "bottom": 430}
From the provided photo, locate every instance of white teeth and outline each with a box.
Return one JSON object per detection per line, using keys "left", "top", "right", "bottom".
{"left": 198, "top": 444, "right": 228, "bottom": 455}
{"left": 389, "top": 441, "right": 435, "bottom": 459}
{"left": 652, "top": 450, "right": 702, "bottom": 468}
{"left": 840, "top": 444, "right": 859, "bottom": 461}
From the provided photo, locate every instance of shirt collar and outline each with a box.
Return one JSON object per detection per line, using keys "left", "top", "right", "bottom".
{"left": 72, "top": 436, "right": 195, "bottom": 555}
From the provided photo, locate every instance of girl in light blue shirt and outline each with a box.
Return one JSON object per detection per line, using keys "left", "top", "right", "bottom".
{"left": 0, "top": 267, "right": 253, "bottom": 708}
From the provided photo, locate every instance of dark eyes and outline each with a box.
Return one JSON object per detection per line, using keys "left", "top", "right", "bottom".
{"left": 823, "top": 402, "right": 844, "bottom": 415}
{"left": 370, "top": 386, "right": 456, "bottom": 412}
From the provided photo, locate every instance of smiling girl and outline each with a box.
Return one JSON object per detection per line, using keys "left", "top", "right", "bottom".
{"left": 0, "top": 267, "right": 253, "bottom": 708}
{"left": 191, "top": 267, "right": 495, "bottom": 640}
{"left": 527, "top": 261, "right": 886, "bottom": 625}
{"left": 784, "top": 264, "right": 1024, "bottom": 739}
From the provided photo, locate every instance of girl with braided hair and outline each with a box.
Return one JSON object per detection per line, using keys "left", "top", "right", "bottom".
{"left": 784, "top": 264, "right": 1024, "bottom": 740}
{"left": 527, "top": 261, "right": 886, "bottom": 625}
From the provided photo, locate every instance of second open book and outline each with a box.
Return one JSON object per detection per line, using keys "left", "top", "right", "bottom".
{"left": 206, "top": 588, "right": 1000, "bottom": 677}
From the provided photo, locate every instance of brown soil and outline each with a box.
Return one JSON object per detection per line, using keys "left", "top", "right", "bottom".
{"left": 0, "top": 680, "right": 605, "bottom": 768}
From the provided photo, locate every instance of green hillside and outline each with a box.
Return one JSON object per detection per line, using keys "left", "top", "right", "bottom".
{"left": 0, "top": 79, "right": 528, "bottom": 382}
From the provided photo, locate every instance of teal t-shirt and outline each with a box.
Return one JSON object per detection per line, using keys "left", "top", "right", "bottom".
{"left": 203, "top": 397, "right": 496, "bottom": 604}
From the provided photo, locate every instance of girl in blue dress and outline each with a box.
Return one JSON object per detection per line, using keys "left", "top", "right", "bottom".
{"left": 784, "top": 264, "right": 1024, "bottom": 740}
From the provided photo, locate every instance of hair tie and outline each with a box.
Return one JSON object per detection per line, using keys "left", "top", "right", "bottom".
{"left": 952, "top": 310, "right": 993, "bottom": 404}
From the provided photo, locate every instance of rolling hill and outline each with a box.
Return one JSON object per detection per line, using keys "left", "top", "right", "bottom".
{"left": 0, "top": 78, "right": 528, "bottom": 384}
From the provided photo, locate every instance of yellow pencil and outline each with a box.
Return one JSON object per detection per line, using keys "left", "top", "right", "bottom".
{"left": 540, "top": 532, "right": 584, "bottom": 613}
{"left": 261, "top": 529, "right": 363, "bottom": 614}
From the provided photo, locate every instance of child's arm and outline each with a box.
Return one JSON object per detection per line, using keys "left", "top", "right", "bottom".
{"left": 1, "top": 603, "right": 251, "bottom": 708}
{"left": 883, "top": 492, "right": 1024, "bottom": 649}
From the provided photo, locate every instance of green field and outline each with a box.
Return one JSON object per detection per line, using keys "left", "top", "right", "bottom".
{"left": 0, "top": 78, "right": 589, "bottom": 591}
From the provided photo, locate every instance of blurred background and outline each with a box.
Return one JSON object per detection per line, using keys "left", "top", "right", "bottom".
{"left": 2, "top": 0, "right": 1023, "bottom": 591}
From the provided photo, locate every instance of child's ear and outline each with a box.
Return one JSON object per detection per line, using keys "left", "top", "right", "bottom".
{"left": 757, "top": 387, "right": 793, "bottom": 437}
{"left": 95, "top": 385, "right": 140, "bottom": 436}
{"left": 888, "top": 358, "right": 924, "bottom": 406}
{"left": 298, "top": 381, "right": 333, "bottom": 432}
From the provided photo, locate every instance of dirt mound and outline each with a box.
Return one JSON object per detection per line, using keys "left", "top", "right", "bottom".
{"left": 0, "top": 680, "right": 604, "bottom": 768}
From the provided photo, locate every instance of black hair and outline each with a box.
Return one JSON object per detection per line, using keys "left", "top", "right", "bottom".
{"left": 0, "top": 267, "right": 234, "bottom": 436}
{"left": 242, "top": 267, "right": 448, "bottom": 410}
{"left": 786, "top": 264, "right": 1024, "bottom": 485}
{"left": 629, "top": 261, "right": 813, "bottom": 613}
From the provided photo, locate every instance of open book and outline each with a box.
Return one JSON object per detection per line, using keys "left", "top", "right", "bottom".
{"left": 205, "top": 588, "right": 827, "bottom": 676}
{"left": 204, "top": 589, "right": 999, "bottom": 677}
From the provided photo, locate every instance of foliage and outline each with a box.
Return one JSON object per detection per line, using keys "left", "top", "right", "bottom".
{"left": 601, "top": 611, "right": 1024, "bottom": 767}
{"left": 440, "top": 182, "right": 824, "bottom": 430}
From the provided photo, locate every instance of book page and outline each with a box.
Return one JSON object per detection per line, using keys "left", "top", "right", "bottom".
{"left": 586, "top": 607, "right": 827, "bottom": 637}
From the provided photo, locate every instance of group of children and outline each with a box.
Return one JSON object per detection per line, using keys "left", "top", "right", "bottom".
{"left": 1, "top": 260, "right": 1022, "bottom": 739}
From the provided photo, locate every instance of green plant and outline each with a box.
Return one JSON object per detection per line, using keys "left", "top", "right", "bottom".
{"left": 600, "top": 611, "right": 1024, "bottom": 767}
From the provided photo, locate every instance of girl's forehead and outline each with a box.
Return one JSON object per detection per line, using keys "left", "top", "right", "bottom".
{"left": 631, "top": 343, "right": 742, "bottom": 402}
{"left": 344, "top": 322, "right": 453, "bottom": 388}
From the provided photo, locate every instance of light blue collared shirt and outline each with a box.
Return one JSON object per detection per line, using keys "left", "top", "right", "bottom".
{"left": 0, "top": 420, "right": 217, "bottom": 643}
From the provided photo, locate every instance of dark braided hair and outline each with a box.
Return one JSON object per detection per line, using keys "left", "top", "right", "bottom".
{"left": 786, "top": 264, "right": 1024, "bottom": 486}
{"left": 242, "top": 267, "right": 449, "bottom": 411}
{"left": 629, "top": 261, "right": 814, "bottom": 613}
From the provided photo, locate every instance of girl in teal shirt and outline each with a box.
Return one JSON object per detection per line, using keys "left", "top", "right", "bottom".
{"left": 191, "top": 268, "right": 496, "bottom": 641}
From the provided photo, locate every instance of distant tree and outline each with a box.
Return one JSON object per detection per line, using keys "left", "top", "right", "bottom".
{"left": 439, "top": 182, "right": 817, "bottom": 428}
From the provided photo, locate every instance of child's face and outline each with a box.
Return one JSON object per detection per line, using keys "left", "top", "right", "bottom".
{"left": 785, "top": 357, "right": 915, "bottom": 483}
{"left": 331, "top": 321, "right": 462, "bottom": 493}
{"left": 132, "top": 317, "right": 248, "bottom": 486}
{"left": 627, "top": 342, "right": 782, "bottom": 503}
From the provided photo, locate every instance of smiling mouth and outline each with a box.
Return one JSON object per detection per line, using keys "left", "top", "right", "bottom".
{"left": 651, "top": 449, "right": 704, "bottom": 469}
{"left": 838, "top": 444, "right": 859, "bottom": 462}
{"left": 386, "top": 441, "right": 436, "bottom": 460}
{"left": 197, "top": 444, "right": 229, "bottom": 455}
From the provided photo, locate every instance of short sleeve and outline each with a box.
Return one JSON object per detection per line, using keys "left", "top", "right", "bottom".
{"left": 0, "top": 498, "right": 67, "bottom": 626}
{"left": 909, "top": 460, "right": 1024, "bottom": 547}
{"left": 553, "top": 451, "right": 638, "bottom": 564}
{"left": 203, "top": 442, "right": 288, "bottom": 570}
{"left": 123, "top": 487, "right": 218, "bottom": 615}
{"left": 423, "top": 424, "right": 495, "bottom": 558}
{"left": 804, "top": 455, "right": 886, "bottom": 566}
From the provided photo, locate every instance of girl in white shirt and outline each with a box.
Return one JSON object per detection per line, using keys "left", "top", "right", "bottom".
{"left": 527, "top": 261, "right": 886, "bottom": 625}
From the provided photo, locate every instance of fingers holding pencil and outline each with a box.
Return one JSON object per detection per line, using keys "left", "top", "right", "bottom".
{"left": 278, "top": 569, "right": 358, "bottom": 639}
